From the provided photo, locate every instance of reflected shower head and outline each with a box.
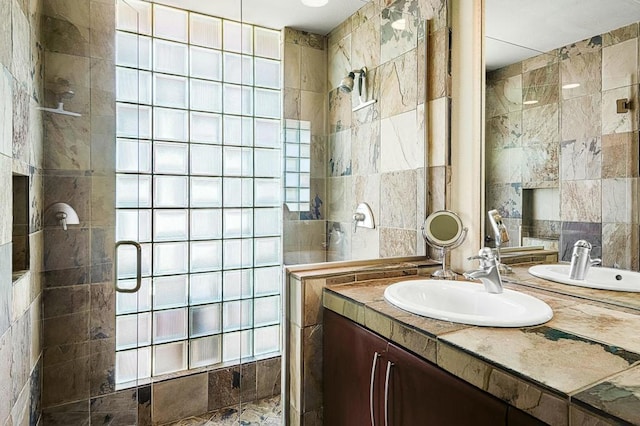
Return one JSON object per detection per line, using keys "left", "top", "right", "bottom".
{"left": 338, "top": 72, "right": 355, "bottom": 93}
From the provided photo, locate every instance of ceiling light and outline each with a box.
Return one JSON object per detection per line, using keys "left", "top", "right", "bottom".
{"left": 301, "top": 0, "right": 328, "bottom": 7}
{"left": 562, "top": 83, "right": 581, "bottom": 89}
{"left": 523, "top": 100, "right": 539, "bottom": 105}
{"left": 391, "top": 18, "right": 406, "bottom": 30}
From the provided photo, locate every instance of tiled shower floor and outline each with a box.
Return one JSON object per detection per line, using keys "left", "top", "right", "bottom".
{"left": 163, "top": 395, "right": 282, "bottom": 425}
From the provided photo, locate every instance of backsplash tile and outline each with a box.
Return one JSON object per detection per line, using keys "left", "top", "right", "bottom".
{"left": 601, "top": 38, "right": 638, "bottom": 91}
{"left": 522, "top": 63, "right": 559, "bottom": 107}
{"left": 560, "top": 222, "right": 602, "bottom": 262}
{"left": 560, "top": 180, "right": 602, "bottom": 222}
{"left": 560, "top": 51, "right": 601, "bottom": 100}
{"left": 601, "top": 131, "right": 639, "bottom": 178}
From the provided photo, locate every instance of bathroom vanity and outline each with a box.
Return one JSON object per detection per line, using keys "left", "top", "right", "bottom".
{"left": 324, "top": 309, "right": 543, "bottom": 425}
{"left": 324, "top": 270, "right": 640, "bottom": 425}
{"left": 284, "top": 259, "right": 640, "bottom": 425}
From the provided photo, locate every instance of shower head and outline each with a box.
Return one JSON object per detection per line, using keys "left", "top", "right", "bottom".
{"left": 338, "top": 72, "right": 355, "bottom": 93}
{"left": 59, "top": 90, "right": 75, "bottom": 100}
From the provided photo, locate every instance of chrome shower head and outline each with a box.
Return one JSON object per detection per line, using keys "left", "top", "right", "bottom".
{"left": 338, "top": 72, "right": 355, "bottom": 93}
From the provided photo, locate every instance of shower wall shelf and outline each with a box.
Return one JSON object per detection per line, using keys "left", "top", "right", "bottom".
{"left": 352, "top": 99, "right": 377, "bottom": 112}
{"left": 37, "top": 102, "right": 82, "bottom": 117}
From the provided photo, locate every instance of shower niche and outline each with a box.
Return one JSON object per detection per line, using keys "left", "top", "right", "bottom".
{"left": 12, "top": 174, "right": 29, "bottom": 278}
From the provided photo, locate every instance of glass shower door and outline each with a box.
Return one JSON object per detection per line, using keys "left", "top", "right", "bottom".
{"left": 114, "top": 0, "right": 153, "bottom": 389}
{"left": 113, "top": 1, "right": 283, "bottom": 401}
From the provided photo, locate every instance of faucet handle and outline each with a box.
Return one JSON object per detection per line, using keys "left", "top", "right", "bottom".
{"left": 468, "top": 248, "right": 498, "bottom": 269}
{"left": 573, "top": 240, "right": 592, "bottom": 250}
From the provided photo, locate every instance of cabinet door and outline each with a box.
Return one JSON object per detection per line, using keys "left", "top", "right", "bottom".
{"left": 386, "top": 342, "right": 508, "bottom": 426}
{"left": 324, "top": 310, "right": 388, "bottom": 426}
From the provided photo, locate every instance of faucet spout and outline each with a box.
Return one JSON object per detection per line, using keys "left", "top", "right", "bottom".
{"left": 464, "top": 247, "right": 504, "bottom": 294}
{"left": 569, "top": 240, "right": 599, "bottom": 280}
{"left": 463, "top": 268, "right": 503, "bottom": 294}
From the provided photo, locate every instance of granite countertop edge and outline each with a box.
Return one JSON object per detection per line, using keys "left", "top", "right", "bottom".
{"left": 321, "top": 272, "right": 640, "bottom": 425}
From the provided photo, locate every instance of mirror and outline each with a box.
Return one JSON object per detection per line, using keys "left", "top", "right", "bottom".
{"left": 422, "top": 210, "right": 467, "bottom": 278}
{"left": 484, "top": 0, "right": 640, "bottom": 308}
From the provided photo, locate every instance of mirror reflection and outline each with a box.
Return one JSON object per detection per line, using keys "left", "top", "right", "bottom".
{"left": 484, "top": 0, "right": 640, "bottom": 276}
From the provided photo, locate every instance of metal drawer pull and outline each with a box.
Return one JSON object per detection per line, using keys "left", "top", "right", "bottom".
{"left": 114, "top": 240, "right": 142, "bottom": 293}
{"left": 370, "top": 352, "right": 381, "bottom": 426}
{"left": 384, "top": 361, "right": 394, "bottom": 426}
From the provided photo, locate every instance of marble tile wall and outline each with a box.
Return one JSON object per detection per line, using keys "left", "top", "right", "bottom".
{"left": 282, "top": 29, "right": 328, "bottom": 265}
{"left": 323, "top": 0, "right": 448, "bottom": 263}
{"left": 0, "top": 0, "right": 45, "bottom": 425}
{"left": 39, "top": 0, "right": 117, "bottom": 422}
{"left": 486, "top": 22, "right": 640, "bottom": 269}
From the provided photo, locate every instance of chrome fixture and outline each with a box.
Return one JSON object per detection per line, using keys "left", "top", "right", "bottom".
{"left": 463, "top": 247, "right": 503, "bottom": 294}
{"left": 337, "top": 72, "right": 356, "bottom": 93}
{"left": 569, "top": 240, "right": 601, "bottom": 280}
{"left": 338, "top": 67, "right": 377, "bottom": 112}
{"left": 45, "top": 202, "right": 79, "bottom": 231}
{"left": 422, "top": 210, "right": 468, "bottom": 279}
{"left": 352, "top": 202, "right": 374, "bottom": 233}
{"left": 487, "top": 209, "right": 512, "bottom": 274}
{"left": 38, "top": 78, "right": 82, "bottom": 117}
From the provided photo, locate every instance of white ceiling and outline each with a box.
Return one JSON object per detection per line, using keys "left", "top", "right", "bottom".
{"left": 153, "top": 0, "right": 369, "bottom": 35}
{"left": 486, "top": 0, "right": 640, "bottom": 70}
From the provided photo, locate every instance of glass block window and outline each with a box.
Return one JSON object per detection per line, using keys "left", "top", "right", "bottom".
{"left": 283, "top": 120, "right": 311, "bottom": 212}
{"left": 115, "top": 0, "right": 282, "bottom": 388}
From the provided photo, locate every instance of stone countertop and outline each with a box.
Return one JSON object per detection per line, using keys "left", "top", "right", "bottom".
{"left": 322, "top": 268, "right": 640, "bottom": 425}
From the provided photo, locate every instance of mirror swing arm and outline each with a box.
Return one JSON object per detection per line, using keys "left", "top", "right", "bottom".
{"left": 422, "top": 210, "right": 468, "bottom": 279}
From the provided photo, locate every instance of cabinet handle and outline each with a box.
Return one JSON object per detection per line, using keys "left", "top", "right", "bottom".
{"left": 370, "top": 352, "right": 381, "bottom": 426}
{"left": 384, "top": 361, "right": 394, "bottom": 426}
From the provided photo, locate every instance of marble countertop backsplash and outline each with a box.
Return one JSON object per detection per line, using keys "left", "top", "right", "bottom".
{"left": 322, "top": 265, "right": 640, "bottom": 425}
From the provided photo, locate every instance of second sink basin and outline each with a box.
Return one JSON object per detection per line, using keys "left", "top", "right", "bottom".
{"left": 383, "top": 279, "right": 553, "bottom": 327}
{"left": 529, "top": 264, "right": 640, "bottom": 292}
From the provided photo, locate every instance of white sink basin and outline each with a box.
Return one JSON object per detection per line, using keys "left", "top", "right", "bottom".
{"left": 529, "top": 264, "right": 640, "bottom": 292}
{"left": 383, "top": 279, "right": 553, "bottom": 327}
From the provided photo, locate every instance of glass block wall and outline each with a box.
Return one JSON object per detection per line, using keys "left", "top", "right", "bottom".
{"left": 114, "top": 0, "right": 282, "bottom": 387}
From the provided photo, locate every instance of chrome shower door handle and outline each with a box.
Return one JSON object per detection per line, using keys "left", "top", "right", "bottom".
{"left": 114, "top": 240, "right": 142, "bottom": 293}
{"left": 370, "top": 352, "right": 381, "bottom": 426}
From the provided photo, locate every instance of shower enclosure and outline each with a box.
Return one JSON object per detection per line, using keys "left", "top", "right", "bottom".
{"left": 37, "top": 0, "right": 434, "bottom": 423}
{"left": 112, "top": 0, "right": 282, "bottom": 422}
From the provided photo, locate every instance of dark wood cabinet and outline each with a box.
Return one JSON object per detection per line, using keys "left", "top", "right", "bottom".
{"left": 323, "top": 309, "right": 388, "bottom": 426}
{"left": 385, "top": 342, "right": 508, "bottom": 425}
{"left": 324, "top": 310, "right": 546, "bottom": 426}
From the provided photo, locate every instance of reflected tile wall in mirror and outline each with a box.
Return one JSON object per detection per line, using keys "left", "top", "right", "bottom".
{"left": 486, "top": 22, "right": 640, "bottom": 270}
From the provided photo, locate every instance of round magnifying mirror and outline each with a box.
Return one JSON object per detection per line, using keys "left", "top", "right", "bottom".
{"left": 423, "top": 210, "right": 463, "bottom": 247}
{"left": 422, "top": 210, "right": 467, "bottom": 279}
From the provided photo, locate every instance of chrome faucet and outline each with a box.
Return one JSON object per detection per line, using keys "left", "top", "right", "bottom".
{"left": 463, "top": 247, "right": 503, "bottom": 294}
{"left": 569, "top": 240, "right": 601, "bottom": 280}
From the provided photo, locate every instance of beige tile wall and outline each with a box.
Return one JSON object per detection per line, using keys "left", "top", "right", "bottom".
{"left": 0, "top": 0, "right": 45, "bottom": 425}
{"left": 486, "top": 22, "right": 640, "bottom": 270}
{"left": 283, "top": 0, "right": 451, "bottom": 266}
{"left": 282, "top": 29, "right": 329, "bottom": 265}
